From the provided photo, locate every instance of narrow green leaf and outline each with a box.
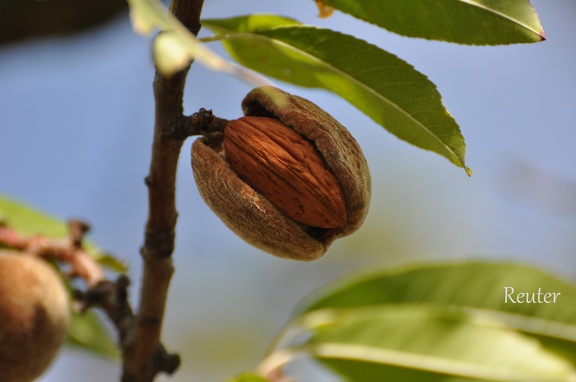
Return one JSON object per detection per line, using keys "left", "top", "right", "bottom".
{"left": 68, "top": 310, "right": 119, "bottom": 359}
{"left": 126, "top": 0, "right": 229, "bottom": 76}
{"left": 320, "top": 0, "right": 545, "bottom": 45}
{"left": 126, "top": 0, "right": 270, "bottom": 84}
{"left": 126, "top": 0, "right": 171, "bottom": 34}
{"left": 265, "top": 261, "right": 576, "bottom": 380}
{"left": 226, "top": 373, "right": 271, "bottom": 382}
{"left": 203, "top": 15, "right": 470, "bottom": 174}
{"left": 93, "top": 252, "right": 129, "bottom": 273}
{"left": 296, "top": 261, "right": 576, "bottom": 365}
{"left": 298, "top": 261, "right": 576, "bottom": 322}
{"left": 0, "top": 194, "right": 69, "bottom": 238}
{"left": 298, "top": 305, "right": 575, "bottom": 381}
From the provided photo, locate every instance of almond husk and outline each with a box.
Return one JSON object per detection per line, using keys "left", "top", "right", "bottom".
{"left": 191, "top": 86, "right": 371, "bottom": 260}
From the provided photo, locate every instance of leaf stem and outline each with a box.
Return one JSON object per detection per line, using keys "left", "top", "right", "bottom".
{"left": 198, "top": 34, "right": 228, "bottom": 43}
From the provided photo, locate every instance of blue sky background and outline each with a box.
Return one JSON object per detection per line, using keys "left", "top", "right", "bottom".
{"left": 1, "top": 1, "right": 575, "bottom": 381}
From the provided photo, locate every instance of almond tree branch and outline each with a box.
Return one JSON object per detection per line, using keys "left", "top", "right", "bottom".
{"left": 121, "top": 0, "right": 206, "bottom": 381}
{"left": 0, "top": 220, "right": 106, "bottom": 286}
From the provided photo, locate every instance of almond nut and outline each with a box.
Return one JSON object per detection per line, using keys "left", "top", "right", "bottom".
{"left": 224, "top": 116, "right": 347, "bottom": 229}
{"left": 191, "top": 86, "right": 371, "bottom": 260}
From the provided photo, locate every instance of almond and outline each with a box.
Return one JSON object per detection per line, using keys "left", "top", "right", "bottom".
{"left": 224, "top": 116, "right": 347, "bottom": 229}
{"left": 191, "top": 86, "right": 371, "bottom": 260}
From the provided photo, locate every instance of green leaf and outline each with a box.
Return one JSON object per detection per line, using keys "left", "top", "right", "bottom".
{"left": 299, "top": 261, "right": 576, "bottom": 322}
{"left": 127, "top": 0, "right": 226, "bottom": 75}
{"left": 126, "top": 0, "right": 269, "bottom": 84}
{"left": 296, "top": 261, "right": 576, "bottom": 367}
{"left": 203, "top": 15, "right": 470, "bottom": 174}
{"left": 0, "top": 195, "right": 122, "bottom": 358}
{"left": 0, "top": 195, "right": 69, "bottom": 238}
{"left": 298, "top": 305, "right": 575, "bottom": 381}
{"left": 68, "top": 310, "right": 119, "bottom": 359}
{"left": 320, "top": 0, "right": 545, "bottom": 45}
{"left": 226, "top": 373, "right": 271, "bottom": 382}
{"left": 260, "top": 261, "right": 576, "bottom": 381}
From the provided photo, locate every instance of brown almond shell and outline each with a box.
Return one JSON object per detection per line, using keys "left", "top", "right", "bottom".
{"left": 192, "top": 137, "right": 328, "bottom": 260}
{"left": 191, "top": 86, "right": 371, "bottom": 261}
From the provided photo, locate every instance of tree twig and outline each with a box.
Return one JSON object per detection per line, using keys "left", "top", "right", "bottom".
{"left": 121, "top": 0, "right": 207, "bottom": 381}
{"left": 0, "top": 220, "right": 105, "bottom": 286}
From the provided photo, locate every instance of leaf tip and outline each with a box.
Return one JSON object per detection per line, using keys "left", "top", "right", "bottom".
{"left": 539, "top": 30, "right": 547, "bottom": 42}
{"left": 315, "top": 1, "right": 335, "bottom": 18}
{"left": 129, "top": 10, "right": 153, "bottom": 36}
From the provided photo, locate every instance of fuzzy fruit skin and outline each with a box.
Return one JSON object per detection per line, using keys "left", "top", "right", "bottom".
{"left": 0, "top": 250, "right": 70, "bottom": 382}
{"left": 192, "top": 86, "right": 371, "bottom": 261}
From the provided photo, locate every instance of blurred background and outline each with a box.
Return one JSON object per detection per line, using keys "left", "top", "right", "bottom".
{"left": 1, "top": 0, "right": 575, "bottom": 381}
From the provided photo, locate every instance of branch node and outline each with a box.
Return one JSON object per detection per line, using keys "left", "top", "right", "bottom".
{"left": 171, "top": 108, "right": 229, "bottom": 139}
{"left": 156, "top": 347, "right": 181, "bottom": 375}
{"left": 68, "top": 219, "right": 90, "bottom": 248}
{"left": 144, "top": 175, "right": 154, "bottom": 187}
{"left": 142, "top": 227, "right": 176, "bottom": 258}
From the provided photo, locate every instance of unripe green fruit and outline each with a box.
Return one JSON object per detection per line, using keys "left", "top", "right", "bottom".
{"left": 0, "top": 250, "right": 70, "bottom": 382}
